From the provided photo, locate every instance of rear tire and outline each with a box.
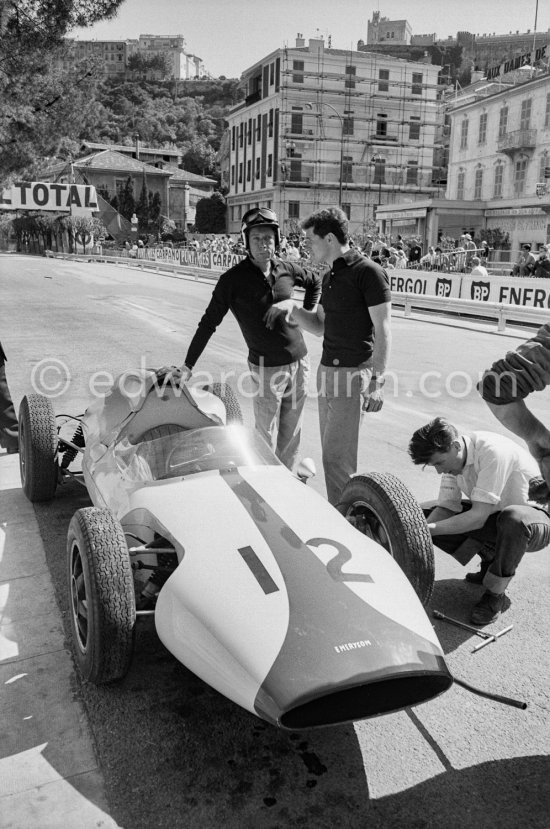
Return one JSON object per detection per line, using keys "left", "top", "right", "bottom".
{"left": 67, "top": 507, "right": 136, "bottom": 684}
{"left": 201, "top": 382, "right": 243, "bottom": 424}
{"left": 337, "top": 472, "right": 434, "bottom": 606}
{"left": 19, "top": 394, "right": 58, "bottom": 502}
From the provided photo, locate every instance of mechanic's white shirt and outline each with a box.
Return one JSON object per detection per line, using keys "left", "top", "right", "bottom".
{"left": 437, "top": 431, "right": 540, "bottom": 514}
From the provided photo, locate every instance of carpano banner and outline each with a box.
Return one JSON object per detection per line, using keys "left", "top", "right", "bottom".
{"left": 136, "top": 247, "right": 245, "bottom": 270}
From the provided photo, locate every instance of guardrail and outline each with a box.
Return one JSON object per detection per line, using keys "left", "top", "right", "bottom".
{"left": 392, "top": 291, "right": 548, "bottom": 331}
{"left": 45, "top": 251, "right": 547, "bottom": 332}
{"left": 45, "top": 250, "right": 219, "bottom": 282}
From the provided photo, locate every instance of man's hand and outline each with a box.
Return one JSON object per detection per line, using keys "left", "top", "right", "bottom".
{"left": 155, "top": 364, "right": 192, "bottom": 385}
{"left": 362, "top": 377, "right": 385, "bottom": 413}
{"left": 264, "top": 299, "right": 298, "bottom": 330}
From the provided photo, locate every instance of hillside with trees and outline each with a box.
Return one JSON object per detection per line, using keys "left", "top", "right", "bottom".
{"left": 0, "top": 0, "right": 243, "bottom": 185}
{"left": 86, "top": 77, "right": 243, "bottom": 180}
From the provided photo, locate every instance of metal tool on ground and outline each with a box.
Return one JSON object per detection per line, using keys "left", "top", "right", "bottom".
{"left": 433, "top": 609, "right": 492, "bottom": 639}
{"left": 471, "top": 624, "right": 514, "bottom": 653}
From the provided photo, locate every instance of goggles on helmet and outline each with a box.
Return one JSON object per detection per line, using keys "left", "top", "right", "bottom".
{"left": 241, "top": 207, "right": 280, "bottom": 249}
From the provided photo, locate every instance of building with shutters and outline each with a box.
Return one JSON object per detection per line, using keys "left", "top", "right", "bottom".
{"left": 377, "top": 67, "right": 550, "bottom": 255}
{"left": 223, "top": 35, "right": 442, "bottom": 237}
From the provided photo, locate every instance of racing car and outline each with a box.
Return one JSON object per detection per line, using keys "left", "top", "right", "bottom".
{"left": 18, "top": 370, "right": 453, "bottom": 730}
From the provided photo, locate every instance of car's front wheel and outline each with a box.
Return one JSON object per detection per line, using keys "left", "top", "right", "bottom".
{"left": 201, "top": 382, "right": 243, "bottom": 423}
{"left": 19, "top": 393, "right": 58, "bottom": 502}
{"left": 337, "top": 472, "right": 434, "bottom": 606}
{"left": 67, "top": 507, "right": 136, "bottom": 684}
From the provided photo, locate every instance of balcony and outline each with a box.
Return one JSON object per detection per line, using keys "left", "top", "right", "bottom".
{"left": 497, "top": 128, "right": 537, "bottom": 156}
{"left": 245, "top": 89, "right": 262, "bottom": 106}
{"left": 370, "top": 133, "right": 398, "bottom": 143}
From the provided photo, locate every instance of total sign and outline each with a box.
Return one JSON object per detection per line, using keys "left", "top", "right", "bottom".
{"left": 0, "top": 182, "right": 98, "bottom": 212}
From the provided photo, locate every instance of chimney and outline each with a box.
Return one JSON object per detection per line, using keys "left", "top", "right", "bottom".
{"left": 134, "top": 133, "right": 140, "bottom": 160}
{"left": 295, "top": 33, "right": 305, "bottom": 47}
{"left": 308, "top": 37, "right": 324, "bottom": 54}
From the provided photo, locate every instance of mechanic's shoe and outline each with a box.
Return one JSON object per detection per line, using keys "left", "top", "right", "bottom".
{"left": 470, "top": 590, "right": 505, "bottom": 626}
{"left": 465, "top": 560, "right": 490, "bottom": 584}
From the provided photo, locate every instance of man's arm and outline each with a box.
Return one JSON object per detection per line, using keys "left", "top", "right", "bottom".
{"left": 264, "top": 299, "right": 325, "bottom": 336}
{"left": 478, "top": 322, "right": 550, "bottom": 485}
{"left": 427, "top": 501, "right": 495, "bottom": 537}
{"left": 292, "top": 263, "right": 323, "bottom": 310}
{"left": 362, "top": 301, "right": 392, "bottom": 413}
{"left": 156, "top": 280, "right": 231, "bottom": 381}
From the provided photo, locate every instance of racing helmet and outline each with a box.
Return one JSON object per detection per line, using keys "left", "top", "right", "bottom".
{"left": 241, "top": 207, "right": 280, "bottom": 250}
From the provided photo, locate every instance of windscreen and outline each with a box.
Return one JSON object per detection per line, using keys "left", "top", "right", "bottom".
{"left": 114, "top": 424, "right": 280, "bottom": 482}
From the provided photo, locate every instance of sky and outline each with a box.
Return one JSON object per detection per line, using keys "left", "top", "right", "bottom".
{"left": 72, "top": 0, "right": 550, "bottom": 79}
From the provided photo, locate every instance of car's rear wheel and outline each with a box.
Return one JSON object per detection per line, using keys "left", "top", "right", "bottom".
{"left": 19, "top": 393, "right": 58, "bottom": 502}
{"left": 337, "top": 472, "right": 434, "bottom": 606}
{"left": 202, "top": 382, "right": 243, "bottom": 424}
{"left": 67, "top": 507, "right": 136, "bottom": 684}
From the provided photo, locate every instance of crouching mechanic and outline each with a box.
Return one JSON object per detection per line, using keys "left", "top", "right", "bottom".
{"left": 157, "top": 208, "right": 322, "bottom": 470}
{"left": 408, "top": 417, "right": 550, "bottom": 625}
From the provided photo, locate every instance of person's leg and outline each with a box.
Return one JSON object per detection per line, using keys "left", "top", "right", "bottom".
{"left": 317, "top": 366, "right": 365, "bottom": 505}
{"left": 276, "top": 356, "right": 310, "bottom": 470}
{"left": 426, "top": 506, "right": 499, "bottom": 566}
{"left": 249, "top": 362, "right": 295, "bottom": 461}
{"left": 248, "top": 361, "right": 285, "bottom": 454}
{"left": 472, "top": 505, "right": 550, "bottom": 624}
{"left": 0, "top": 360, "right": 18, "bottom": 452}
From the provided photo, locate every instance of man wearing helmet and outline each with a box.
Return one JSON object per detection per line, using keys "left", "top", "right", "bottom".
{"left": 159, "top": 207, "right": 322, "bottom": 470}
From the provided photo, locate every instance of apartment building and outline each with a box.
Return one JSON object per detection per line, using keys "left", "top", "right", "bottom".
{"left": 127, "top": 35, "right": 206, "bottom": 80}
{"left": 64, "top": 39, "right": 127, "bottom": 77}
{"left": 65, "top": 34, "right": 206, "bottom": 80}
{"left": 377, "top": 66, "right": 550, "bottom": 252}
{"left": 446, "top": 69, "right": 550, "bottom": 253}
{"left": 224, "top": 36, "right": 441, "bottom": 237}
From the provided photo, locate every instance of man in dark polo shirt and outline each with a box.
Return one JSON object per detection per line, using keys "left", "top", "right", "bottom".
{"left": 158, "top": 208, "right": 322, "bottom": 470}
{"left": 266, "top": 207, "right": 392, "bottom": 503}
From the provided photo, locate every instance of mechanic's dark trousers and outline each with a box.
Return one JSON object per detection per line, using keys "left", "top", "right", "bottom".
{"left": 0, "top": 359, "right": 18, "bottom": 451}
{"left": 430, "top": 505, "right": 550, "bottom": 594}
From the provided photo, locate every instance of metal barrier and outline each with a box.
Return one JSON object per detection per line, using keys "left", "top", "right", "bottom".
{"left": 44, "top": 251, "right": 547, "bottom": 332}
{"left": 392, "top": 292, "right": 548, "bottom": 331}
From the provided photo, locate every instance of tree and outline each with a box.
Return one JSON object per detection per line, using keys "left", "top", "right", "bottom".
{"left": 135, "top": 173, "right": 149, "bottom": 228}
{"left": 194, "top": 192, "right": 226, "bottom": 233}
{"left": 117, "top": 177, "right": 135, "bottom": 220}
{"left": 0, "top": 0, "right": 125, "bottom": 182}
{"left": 182, "top": 139, "right": 217, "bottom": 176}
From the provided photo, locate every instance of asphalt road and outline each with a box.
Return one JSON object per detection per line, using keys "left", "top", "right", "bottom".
{"left": 2, "top": 254, "right": 550, "bottom": 829}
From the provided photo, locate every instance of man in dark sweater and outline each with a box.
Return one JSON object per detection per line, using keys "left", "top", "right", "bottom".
{"left": 266, "top": 207, "right": 392, "bottom": 504}
{"left": 159, "top": 208, "right": 322, "bottom": 470}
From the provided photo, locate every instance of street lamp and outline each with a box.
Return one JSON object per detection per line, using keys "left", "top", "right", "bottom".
{"left": 305, "top": 101, "right": 344, "bottom": 206}
{"left": 371, "top": 153, "right": 383, "bottom": 220}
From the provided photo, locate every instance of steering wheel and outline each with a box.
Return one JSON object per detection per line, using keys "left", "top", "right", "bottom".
{"left": 163, "top": 443, "right": 213, "bottom": 477}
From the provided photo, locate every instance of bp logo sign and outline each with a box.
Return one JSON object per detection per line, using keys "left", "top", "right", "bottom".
{"left": 470, "top": 281, "right": 491, "bottom": 301}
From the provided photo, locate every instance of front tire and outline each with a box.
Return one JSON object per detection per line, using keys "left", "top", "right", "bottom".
{"left": 202, "top": 382, "right": 243, "bottom": 424}
{"left": 68, "top": 508, "right": 136, "bottom": 684}
{"left": 19, "top": 394, "right": 58, "bottom": 502}
{"left": 337, "top": 472, "right": 434, "bottom": 606}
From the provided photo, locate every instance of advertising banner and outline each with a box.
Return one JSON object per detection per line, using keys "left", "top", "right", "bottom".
{"left": 0, "top": 182, "right": 98, "bottom": 212}
{"left": 460, "top": 275, "right": 550, "bottom": 308}
{"left": 389, "top": 271, "right": 462, "bottom": 298}
{"left": 137, "top": 248, "right": 245, "bottom": 270}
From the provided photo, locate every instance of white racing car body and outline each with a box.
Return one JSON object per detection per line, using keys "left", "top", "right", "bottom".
{"left": 20, "top": 370, "right": 452, "bottom": 730}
